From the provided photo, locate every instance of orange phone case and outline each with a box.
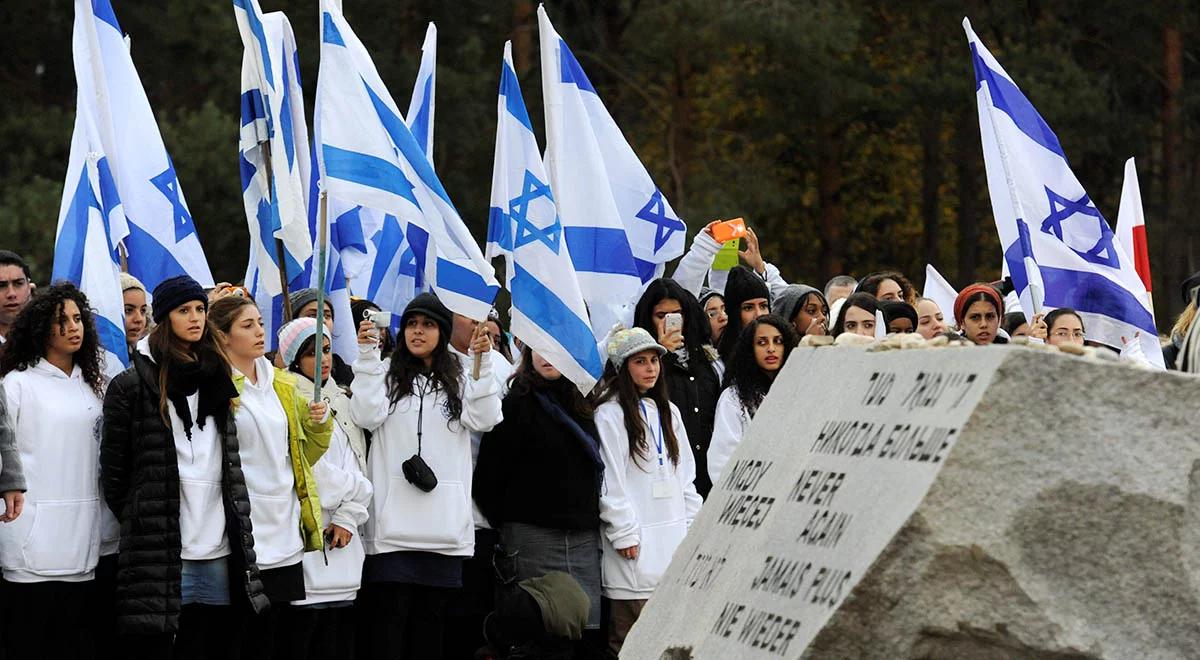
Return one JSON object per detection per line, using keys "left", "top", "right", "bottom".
{"left": 711, "top": 217, "right": 746, "bottom": 243}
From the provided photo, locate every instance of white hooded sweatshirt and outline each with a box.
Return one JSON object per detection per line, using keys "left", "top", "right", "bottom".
{"left": 350, "top": 345, "right": 502, "bottom": 557}
{"left": 292, "top": 376, "right": 373, "bottom": 606}
{"left": 595, "top": 398, "right": 703, "bottom": 600}
{"left": 0, "top": 360, "right": 107, "bottom": 582}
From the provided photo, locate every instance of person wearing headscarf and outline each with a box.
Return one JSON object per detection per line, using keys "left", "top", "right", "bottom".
{"left": 771, "top": 284, "right": 829, "bottom": 338}
{"left": 953, "top": 284, "right": 1007, "bottom": 345}
{"left": 879, "top": 300, "right": 918, "bottom": 335}
{"left": 716, "top": 266, "right": 771, "bottom": 362}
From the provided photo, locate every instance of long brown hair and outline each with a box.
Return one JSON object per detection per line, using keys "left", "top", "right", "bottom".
{"left": 148, "top": 304, "right": 231, "bottom": 426}
{"left": 509, "top": 346, "right": 594, "bottom": 420}
{"left": 595, "top": 353, "right": 679, "bottom": 469}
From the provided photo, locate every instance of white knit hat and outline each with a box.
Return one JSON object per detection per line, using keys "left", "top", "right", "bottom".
{"left": 605, "top": 327, "right": 666, "bottom": 368}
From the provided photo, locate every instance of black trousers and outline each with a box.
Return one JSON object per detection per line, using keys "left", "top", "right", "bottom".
{"left": 278, "top": 605, "right": 356, "bottom": 660}
{"left": 1, "top": 578, "right": 92, "bottom": 660}
{"left": 358, "top": 582, "right": 452, "bottom": 660}
{"left": 120, "top": 604, "right": 243, "bottom": 660}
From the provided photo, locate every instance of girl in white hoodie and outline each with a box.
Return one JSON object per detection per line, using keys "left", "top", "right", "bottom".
{"left": 276, "top": 318, "right": 373, "bottom": 658}
{"left": 350, "top": 293, "right": 502, "bottom": 660}
{"left": 209, "top": 296, "right": 332, "bottom": 656}
{"left": 0, "top": 283, "right": 112, "bottom": 658}
{"left": 595, "top": 328, "right": 703, "bottom": 656}
{"left": 707, "top": 315, "right": 799, "bottom": 486}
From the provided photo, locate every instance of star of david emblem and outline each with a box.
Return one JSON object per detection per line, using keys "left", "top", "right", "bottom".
{"left": 150, "top": 158, "right": 196, "bottom": 242}
{"left": 636, "top": 189, "right": 685, "bottom": 253}
{"left": 509, "top": 170, "right": 562, "bottom": 253}
{"left": 1040, "top": 187, "right": 1119, "bottom": 268}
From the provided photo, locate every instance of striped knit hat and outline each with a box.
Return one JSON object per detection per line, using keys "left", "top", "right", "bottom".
{"left": 278, "top": 317, "right": 319, "bottom": 367}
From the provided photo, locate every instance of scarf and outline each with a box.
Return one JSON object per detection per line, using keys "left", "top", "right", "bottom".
{"left": 533, "top": 390, "right": 604, "bottom": 488}
{"left": 166, "top": 353, "right": 238, "bottom": 441}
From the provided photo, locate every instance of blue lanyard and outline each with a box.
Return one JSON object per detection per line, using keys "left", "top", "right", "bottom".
{"left": 639, "top": 400, "right": 665, "bottom": 468}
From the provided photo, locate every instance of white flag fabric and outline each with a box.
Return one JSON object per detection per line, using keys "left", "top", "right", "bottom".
{"left": 1115, "top": 157, "right": 1153, "bottom": 311}
{"left": 487, "top": 42, "right": 603, "bottom": 392}
{"left": 406, "top": 23, "right": 437, "bottom": 162}
{"left": 965, "top": 18, "right": 1163, "bottom": 367}
{"left": 539, "top": 6, "right": 675, "bottom": 334}
{"left": 317, "top": 1, "right": 498, "bottom": 320}
{"left": 922, "top": 264, "right": 959, "bottom": 326}
{"left": 73, "top": 0, "right": 213, "bottom": 291}
{"left": 54, "top": 1, "right": 131, "bottom": 378}
{"left": 234, "top": 2, "right": 314, "bottom": 295}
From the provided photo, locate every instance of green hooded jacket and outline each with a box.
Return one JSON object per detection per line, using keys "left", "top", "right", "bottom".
{"left": 234, "top": 367, "right": 333, "bottom": 552}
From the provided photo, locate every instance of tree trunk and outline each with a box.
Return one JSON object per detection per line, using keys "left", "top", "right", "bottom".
{"left": 1160, "top": 21, "right": 1185, "bottom": 326}
{"left": 667, "top": 43, "right": 692, "bottom": 208}
{"left": 817, "top": 121, "right": 846, "bottom": 278}
{"left": 512, "top": 0, "right": 534, "bottom": 75}
{"left": 920, "top": 108, "right": 943, "bottom": 272}
{"left": 954, "top": 109, "right": 981, "bottom": 285}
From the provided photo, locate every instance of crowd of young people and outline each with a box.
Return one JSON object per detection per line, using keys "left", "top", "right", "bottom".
{"left": 0, "top": 222, "right": 1193, "bottom": 659}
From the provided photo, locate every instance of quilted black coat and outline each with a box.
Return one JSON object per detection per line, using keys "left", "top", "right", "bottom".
{"left": 100, "top": 351, "right": 269, "bottom": 634}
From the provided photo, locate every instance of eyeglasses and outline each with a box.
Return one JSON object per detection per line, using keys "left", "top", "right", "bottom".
{"left": 1051, "top": 329, "right": 1085, "bottom": 340}
{"left": 706, "top": 308, "right": 726, "bottom": 319}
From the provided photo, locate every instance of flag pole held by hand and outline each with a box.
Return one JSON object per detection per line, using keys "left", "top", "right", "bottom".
{"left": 313, "top": 192, "right": 329, "bottom": 403}
{"left": 471, "top": 321, "right": 485, "bottom": 380}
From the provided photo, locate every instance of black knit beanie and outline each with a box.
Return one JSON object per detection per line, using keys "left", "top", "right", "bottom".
{"left": 723, "top": 266, "right": 770, "bottom": 312}
{"left": 400, "top": 292, "right": 453, "bottom": 337}
{"left": 152, "top": 275, "right": 207, "bottom": 323}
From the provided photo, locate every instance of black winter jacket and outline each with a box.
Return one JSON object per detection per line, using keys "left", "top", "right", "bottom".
{"left": 661, "top": 351, "right": 721, "bottom": 498}
{"left": 100, "top": 352, "right": 269, "bottom": 634}
{"left": 474, "top": 389, "right": 602, "bottom": 531}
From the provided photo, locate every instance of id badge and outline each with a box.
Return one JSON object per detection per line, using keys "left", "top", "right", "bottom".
{"left": 652, "top": 477, "right": 675, "bottom": 499}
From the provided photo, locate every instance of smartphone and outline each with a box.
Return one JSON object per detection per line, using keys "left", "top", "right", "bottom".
{"left": 664, "top": 312, "right": 683, "bottom": 335}
{"left": 711, "top": 217, "right": 747, "bottom": 243}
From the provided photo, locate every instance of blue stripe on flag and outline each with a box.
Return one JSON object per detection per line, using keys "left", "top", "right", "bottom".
{"left": 1039, "top": 267, "right": 1157, "bottom": 335}
{"left": 94, "top": 157, "right": 122, "bottom": 257}
{"left": 563, "top": 227, "right": 639, "bottom": 276}
{"left": 240, "top": 90, "right": 266, "bottom": 127}
{"left": 92, "top": 0, "right": 122, "bottom": 33}
{"left": 511, "top": 263, "right": 604, "bottom": 378}
{"left": 436, "top": 258, "right": 499, "bottom": 306}
{"left": 500, "top": 63, "right": 534, "bottom": 132}
{"left": 1003, "top": 218, "right": 1035, "bottom": 295}
{"left": 411, "top": 76, "right": 434, "bottom": 154}
{"left": 53, "top": 168, "right": 93, "bottom": 283}
{"left": 279, "top": 52, "right": 297, "bottom": 171}
{"left": 970, "top": 43, "right": 1066, "bottom": 160}
{"left": 361, "top": 79, "right": 458, "bottom": 211}
{"left": 634, "top": 258, "right": 658, "bottom": 284}
{"left": 239, "top": 152, "right": 257, "bottom": 193}
{"left": 322, "top": 145, "right": 419, "bottom": 205}
{"left": 486, "top": 206, "right": 511, "bottom": 251}
{"left": 558, "top": 40, "right": 597, "bottom": 94}
{"left": 368, "top": 216, "right": 405, "bottom": 300}
{"left": 124, "top": 221, "right": 190, "bottom": 289}
{"left": 322, "top": 13, "right": 345, "bottom": 46}
{"left": 235, "top": 0, "right": 274, "bottom": 91}
{"left": 96, "top": 314, "right": 130, "bottom": 367}
{"left": 406, "top": 223, "right": 430, "bottom": 290}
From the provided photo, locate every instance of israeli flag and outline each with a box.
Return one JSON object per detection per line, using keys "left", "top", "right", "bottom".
{"left": 965, "top": 19, "right": 1163, "bottom": 367}
{"left": 73, "top": 0, "right": 213, "bottom": 290}
{"left": 347, "top": 208, "right": 424, "bottom": 329}
{"left": 538, "top": 8, "right": 685, "bottom": 307}
{"left": 316, "top": 0, "right": 499, "bottom": 321}
{"left": 487, "top": 42, "right": 603, "bottom": 392}
{"left": 406, "top": 23, "right": 437, "bottom": 162}
{"left": 53, "top": 1, "right": 131, "bottom": 378}
{"left": 234, "top": 2, "right": 314, "bottom": 295}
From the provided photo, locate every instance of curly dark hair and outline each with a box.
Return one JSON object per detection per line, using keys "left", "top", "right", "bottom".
{"left": 723, "top": 314, "right": 798, "bottom": 417}
{"left": 509, "top": 345, "right": 594, "bottom": 420}
{"left": 856, "top": 271, "right": 916, "bottom": 305}
{"left": 0, "top": 282, "right": 106, "bottom": 396}
{"left": 385, "top": 316, "right": 464, "bottom": 423}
